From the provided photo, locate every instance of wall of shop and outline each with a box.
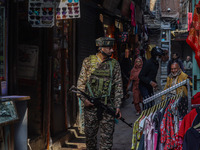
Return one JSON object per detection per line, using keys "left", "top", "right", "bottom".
{"left": 148, "top": 29, "right": 161, "bottom": 47}
{"left": 171, "top": 40, "right": 193, "bottom": 61}
{"left": 76, "top": 1, "right": 102, "bottom": 75}
{"left": 5, "top": 1, "right": 73, "bottom": 149}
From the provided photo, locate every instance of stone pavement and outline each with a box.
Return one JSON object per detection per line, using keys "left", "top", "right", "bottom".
{"left": 112, "top": 91, "right": 138, "bottom": 150}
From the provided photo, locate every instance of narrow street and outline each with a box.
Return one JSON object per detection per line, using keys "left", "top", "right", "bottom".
{"left": 60, "top": 92, "right": 137, "bottom": 150}
{"left": 1, "top": 0, "right": 200, "bottom": 149}
{"left": 112, "top": 92, "right": 137, "bottom": 150}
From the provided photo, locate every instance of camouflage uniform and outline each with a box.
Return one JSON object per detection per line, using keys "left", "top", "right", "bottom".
{"left": 77, "top": 51, "right": 123, "bottom": 149}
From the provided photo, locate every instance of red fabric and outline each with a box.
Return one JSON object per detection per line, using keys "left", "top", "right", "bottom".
{"left": 186, "top": 3, "right": 200, "bottom": 68}
{"left": 160, "top": 99, "right": 177, "bottom": 150}
{"left": 178, "top": 109, "right": 197, "bottom": 138}
{"left": 130, "top": 2, "right": 136, "bottom": 27}
{"left": 192, "top": 92, "right": 200, "bottom": 105}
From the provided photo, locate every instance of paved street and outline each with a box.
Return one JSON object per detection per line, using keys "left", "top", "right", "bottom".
{"left": 112, "top": 92, "right": 138, "bottom": 150}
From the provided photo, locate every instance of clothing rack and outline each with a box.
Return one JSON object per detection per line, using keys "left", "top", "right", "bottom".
{"left": 143, "top": 79, "right": 192, "bottom": 112}
{"left": 192, "top": 104, "right": 200, "bottom": 108}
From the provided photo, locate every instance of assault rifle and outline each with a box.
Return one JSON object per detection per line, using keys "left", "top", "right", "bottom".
{"left": 69, "top": 85, "right": 132, "bottom": 128}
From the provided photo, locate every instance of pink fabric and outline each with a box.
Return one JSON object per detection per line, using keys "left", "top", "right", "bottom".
{"left": 188, "top": 12, "right": 193, "bottom": 31}
{"left": 178, "top": 120, "right": 183, "bottom": 145}
{"left": 130, "top": 2, "right": 136, "bottom": 27}
{"left": 154, "top": 130, "right": 158, "bottom": 150}
{"left": 145, "top": 113, "right": 154, "bottom": 150}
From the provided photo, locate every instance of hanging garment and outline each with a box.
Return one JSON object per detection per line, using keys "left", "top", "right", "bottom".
{"left": 130, "top": 2, "right": 136, "bottom": 27}
{"left": 186, "top": 3, "right": 200, "bottom": 68}
{"left": 178, "top": 97, "right": 188, "bottom": 119}
{"left": 183, "top": 127, "right": 200, "bottom": 150}
{"left": 160, "top": 99, "right": 177, "bottom": 150}
{"left": 192, "top": 92, "right": 200, "bottom": 105}
{"left": 188, "top": 12, "right": 193, "bottom": 31}
{"left": 178, "top": 108, "right": 198, "bottom": 139}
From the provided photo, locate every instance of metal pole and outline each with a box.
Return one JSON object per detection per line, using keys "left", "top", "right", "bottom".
{"left": 187, "top": 79, "right": 192, "bottom": 112}
{"left": 143, "top": 80, "right": 187, "bottom": 104}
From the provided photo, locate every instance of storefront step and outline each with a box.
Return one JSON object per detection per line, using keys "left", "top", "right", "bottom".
{"left": 60, "top": 127, "right": 86, "bottom": 150}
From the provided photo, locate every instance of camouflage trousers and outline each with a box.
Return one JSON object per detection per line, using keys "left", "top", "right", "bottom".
{"left": 84, "top": 106, "right": 115, "bottom": 150}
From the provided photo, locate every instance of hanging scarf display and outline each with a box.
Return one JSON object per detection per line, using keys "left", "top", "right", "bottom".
{"left": 186, "top": 2, "right": 200, "bottom": 68}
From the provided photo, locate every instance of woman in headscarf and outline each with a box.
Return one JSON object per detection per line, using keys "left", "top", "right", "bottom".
{"left": 127, "top": 57, "right": 143, "bottom": 115}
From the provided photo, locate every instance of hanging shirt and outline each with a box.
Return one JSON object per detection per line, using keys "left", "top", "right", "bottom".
{"left": 144, "top": 113, "right": 155, "bottom": 150}
{"left": 178, "top": 108, "right": 198, "bottom": 139}
{"left": 160, "top": 99, "right": 177, "bottom": 150}
{"left": 132, "top": 115, "right": 144, "bottom": 150}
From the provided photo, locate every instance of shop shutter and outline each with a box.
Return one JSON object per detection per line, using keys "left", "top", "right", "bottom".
{"left": 76, "top": 1, "right": 101, "bottom": 76}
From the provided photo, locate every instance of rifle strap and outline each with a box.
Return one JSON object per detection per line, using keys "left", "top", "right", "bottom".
{"left": 86, "top": 82, "right": 94, "bottom": 97}
{"left": 105, "top": 61, "right": 113, "bottom": 105}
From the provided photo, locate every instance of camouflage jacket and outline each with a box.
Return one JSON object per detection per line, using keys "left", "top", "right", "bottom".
{"left": 77, "top": 54, "right": 123, "bottom": 108}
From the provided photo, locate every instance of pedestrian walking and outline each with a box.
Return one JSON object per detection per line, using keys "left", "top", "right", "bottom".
{"left": 162, "top": 62, "right": 192, "bottom": 99}
{"left": 183, "top": 56, "right": 193, "bottom": 77}
{"left": 77, "top": 37, "right": 123, "bottom": 150}
{"left": 167, "top": 52, "right": 184, "bottom": 75}
{"left": 120, "top": 52, "right": 132, "bottom": 101}
{"left": 127, "top": 57, "right": 143, "bottom": 116}
{"left": 139, "top": 46, "right": 164, "bottom": 107}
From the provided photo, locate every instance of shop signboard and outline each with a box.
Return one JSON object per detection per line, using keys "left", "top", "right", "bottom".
{"left": 17, "top": 45, "right": 39, "bottom": 80}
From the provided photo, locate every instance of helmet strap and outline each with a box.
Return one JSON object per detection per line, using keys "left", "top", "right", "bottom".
{"left": 100, "top": 50, "right": 111, "bottom": 58}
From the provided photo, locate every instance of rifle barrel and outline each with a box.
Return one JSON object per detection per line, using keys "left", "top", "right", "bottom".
{"left": 69, "top": 85, "right": 133, "bottom": 128}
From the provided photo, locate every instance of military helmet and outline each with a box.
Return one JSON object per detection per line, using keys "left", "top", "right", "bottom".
{"left": 96, "top": 37, "right": 115, "bottom": 47}
{"left": 151, "top": 46, "right": 164, "bottom": 57}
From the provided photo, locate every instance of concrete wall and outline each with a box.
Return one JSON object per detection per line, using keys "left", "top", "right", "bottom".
{"left": 171, "top": 40, "right": 193, "bottom": 62}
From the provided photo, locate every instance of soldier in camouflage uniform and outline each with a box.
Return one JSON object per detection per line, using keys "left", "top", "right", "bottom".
{"left": 77, "top": 37, "right": 123, "bottom": 150}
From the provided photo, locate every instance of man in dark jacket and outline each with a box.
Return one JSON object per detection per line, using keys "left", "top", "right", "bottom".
{"left": 139, "top": 47, "right": 164, "bottom": 107}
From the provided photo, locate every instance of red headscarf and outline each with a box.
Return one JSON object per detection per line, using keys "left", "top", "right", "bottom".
{"left": 130, "top": 57, "right": 143, "bottom": 81}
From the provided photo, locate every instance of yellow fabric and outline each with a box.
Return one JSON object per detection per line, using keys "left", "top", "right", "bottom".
{"left": 145, "top": 44, "right": 156, "bottom": 60}
{"left": 131, "top": 121, "right": 138, "bottom": 150}
{"left": 162, "top": 71, "right": 192, "bottom": 100}
{"left": 131, "top": 114, "right": 144, "bottom": 150}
